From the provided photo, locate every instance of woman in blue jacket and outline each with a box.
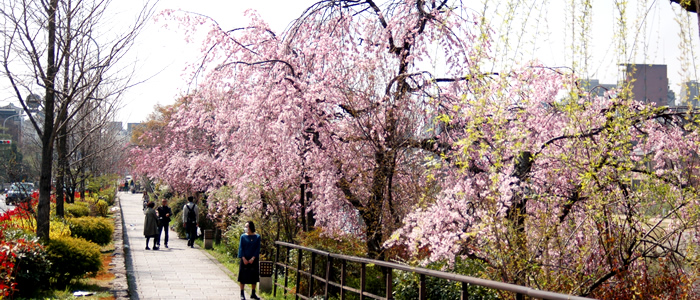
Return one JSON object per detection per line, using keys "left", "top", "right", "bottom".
{"left": 238, "top": 221, "right": 261, "bottom": 300}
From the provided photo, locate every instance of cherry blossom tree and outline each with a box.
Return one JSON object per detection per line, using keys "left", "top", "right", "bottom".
{"left": 137, "top": 0, "right": 491, "bottom": 260}
{"left": 386, "top": 71, "right": 700, "bottom": 297}
{"left": 131, "top": 0, "right": 700, "bottom": 297}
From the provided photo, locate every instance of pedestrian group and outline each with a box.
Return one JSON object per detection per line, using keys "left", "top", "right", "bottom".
{"left": 142, "top": 195, "right": 262, "bottom": 299}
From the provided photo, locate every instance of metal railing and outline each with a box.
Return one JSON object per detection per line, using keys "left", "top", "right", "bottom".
{"left": 274, "top": 241, "right": 594, "bottom": 300}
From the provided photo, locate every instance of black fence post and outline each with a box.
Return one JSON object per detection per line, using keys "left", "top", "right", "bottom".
{"left": 284, "top": 247, "right": 290, "bottom": 296}
{"left": 325, "top": 255, "right": 333, "bottom": 299}
{"left": 419, "top": 274, "right": 426, "bottom": 300}
{"left": 340, "top": 260, "right": 346, "bottom": 300}
{"left": 296, "top": 248, "right": 303, "bottom": 300}
{"left": 309, "top": 252, "right": 316, "bottom": 298}
{"left": 274, "top": 243, "right": 280, "bottom": 296}
{"left": 461, "top": 282, "right": 467, "bottom": 300}
{"left": 386, "top": 268, "right": 393, "bottom": 300}
{"left": 360, "top": 263, "right": 366, "bottom": 300}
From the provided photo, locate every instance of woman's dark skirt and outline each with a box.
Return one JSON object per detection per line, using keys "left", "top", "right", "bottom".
{"left": 238, "top": 258, "right": 260, "bottom": 284}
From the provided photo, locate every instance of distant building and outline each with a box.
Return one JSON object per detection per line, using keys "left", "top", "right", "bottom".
{"left": 107, "top": 121, "right": 123, "bottom": 133}
{"left": 680, "top": 81, "right": 700, "bottom": 107}
{"left": 668, "top": 89, "right": 678, "bottom": 107}
{"left": 579, "top": 79, "right": 617, "bottom": 97}
{"left": 0, "top": 103, "right": 23, "bottom": 144}
{"left": 620, "top": 64, "right": 669, "bottom": 106}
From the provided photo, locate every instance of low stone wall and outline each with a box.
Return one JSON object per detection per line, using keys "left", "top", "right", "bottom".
{"left": 109, "top": 195, "right": 129, "bottom": 300}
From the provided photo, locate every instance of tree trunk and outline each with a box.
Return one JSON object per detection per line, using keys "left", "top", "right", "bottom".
{"left": 80, "top": 178, "right": 86, "bottom": 199}
{"left": 363, "top": 150, "right": 392, "bottom": 260}
{"left": 36, "top": 0, "right": 59, "bottom": 241}
{"left": 55, "top": 3, "right": 72, "bottom": 218}
{"left": 506, "top": 151, "right": 533, "bottom": 296}
{"left": 55, "top": 118, "right": 67, "bottom": 217}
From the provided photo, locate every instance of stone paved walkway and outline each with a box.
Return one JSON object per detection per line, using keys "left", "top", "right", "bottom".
{"left": 119, "top": 191, "right": 245, "bottom": 300}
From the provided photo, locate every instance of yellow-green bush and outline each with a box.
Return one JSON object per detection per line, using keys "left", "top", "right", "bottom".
{"left": 0, "top": 216, "right": 71, "bottom": 240}
{"left": 95, "top": 200, "right": 109, "bottom": 217}
{"left": 46, "top": 236, "right": 102, "bottom": 285}
{"left": 49, "top": 218, "right": 72, "bottom": 239}
{"left": 65, "top": 202, "right": 90, "bottom": 218}
{"left": 98, "top": 187, "right": 116, "bottom": 206}
{"left": 68, "top": 217, "right": 113, "bottom": 245}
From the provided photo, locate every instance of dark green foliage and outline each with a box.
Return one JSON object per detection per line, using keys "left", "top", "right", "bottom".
{"left": 13, "top": 239, "right": 52, "bottom": 298}
{"left": 68, "top": 217, "right": 114, "bottom": 245}
{"left": 65, "top": 202, "right": 90, "bottom": 218}
{"left": 46, "top": 236, "right": 102, "bottom": 285}
{"left": 297, "top": 228, "right": 366, "bottom": 256}
{"left": 3, "top": 229, "right": 52, "bottom": 298}
{"left": 222, "top": 223, "right": 244, "bottom": 258}
{"left": 170, "top": 197, "right": 188, "bottom": 239}
{"left": 392, "top": 258, "right": 499, "bottom": 300}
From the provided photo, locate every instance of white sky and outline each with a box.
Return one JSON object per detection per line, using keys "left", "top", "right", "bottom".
{"left": 2, "top": 1, "right": 697, "bottom": 125}
{"left": 113, "top": 0, "right": 319, "bottom": 125}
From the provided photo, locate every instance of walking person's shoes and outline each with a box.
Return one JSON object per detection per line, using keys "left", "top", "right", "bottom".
{"left": 164, "top": 244, "right": 168, "bottom": 248}
{"left": 250, "top": 293, "right": 260, "bottom": 300}
{"left": 240, "top": 292, "right": 246, "bottom": 300}
{"left": 145, "top": 247, "right": 150, "bottom": 250}
{"left": 153, "top": 246, "right": 159, "bottom": 250}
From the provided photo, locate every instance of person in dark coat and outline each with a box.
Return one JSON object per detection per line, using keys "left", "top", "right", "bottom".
{"left": 238, "top": 221, "right": 261, "bottom": 300}
{"left": 156, "top": 198, "right": 173, "bottom": 248}
{"left": 143, "top": 201, "right": 159, "bottom": 250}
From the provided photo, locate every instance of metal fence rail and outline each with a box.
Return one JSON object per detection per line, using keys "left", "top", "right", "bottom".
{"left": 274, "top": 241, "right": 594, "bottom": 300}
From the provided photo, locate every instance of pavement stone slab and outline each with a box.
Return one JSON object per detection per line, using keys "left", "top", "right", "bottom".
{"left": 118, "top": 192, "right": 249, "bottom": 300}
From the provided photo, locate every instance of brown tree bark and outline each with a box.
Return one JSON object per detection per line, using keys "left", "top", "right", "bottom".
{"left": 36, "top": 0, "right": 59, "bottom": 240}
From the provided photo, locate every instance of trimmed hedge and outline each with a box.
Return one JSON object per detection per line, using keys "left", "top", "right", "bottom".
{"left": 95, "top": 200, "right": 109, "bottom": 217}
{"left": 68, "top": 217, "right": 113, "bottom": 245}
{"left": 65, "top": 203, "right": 90, "bottom": 218}
{"left": 46, "top": 236, "right": 102, "bottom": 285}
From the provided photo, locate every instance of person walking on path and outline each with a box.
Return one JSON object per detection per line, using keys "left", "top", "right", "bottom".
{"left": 183, "top": 196, "right": 199, "bottom": 248}
{"left": 120, "top": 191, "right": 242, "bottom": 299}
{"left": 143, "top": 201, "right": 159, "bottom": 250}
{"left": 238, "top": 221, "right": 261, "bottom": 300}
{"left": 156, "top": 198, "right": 173, "bottom": 248}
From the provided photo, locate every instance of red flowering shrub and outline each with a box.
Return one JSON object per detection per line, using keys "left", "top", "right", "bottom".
{"left": 0, "top": 208, "right": 52, "bottom": 298}
{"left": 0, "top": 223, "right": 19, "bottom": 297}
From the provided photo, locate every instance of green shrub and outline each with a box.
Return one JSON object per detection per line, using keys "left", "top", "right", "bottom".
{"left": 98, "top": 187, "right": 116, "bottom": 206}
{"left": 173, "top": 210, "right": 186, "bottom": 239}
{"left": 46, "top": 236, "right": 102, "bottom": 285}
{"left": 13, "top": 239, "right": 52, "bottom": 298}
{"left": 297, "top": 228, "right": 366, "bottom": 256}
{"left": 65, "top": 202, "right": 90, "bottom": 218}
{"left": 68, "top": 217, "right": 113, "bottom": 245}
{"left": 95, "top": 200, "right": 109, "bottom": 217}
{"left": 223, "top": 223, "right": 245, "bottom": 258}
{"left": 392, "top": 258, "right": 498, "bottom": 300}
